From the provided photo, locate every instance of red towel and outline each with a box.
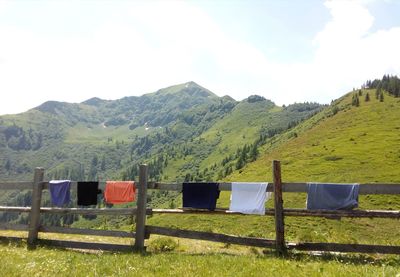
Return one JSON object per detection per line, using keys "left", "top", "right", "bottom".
{"left": 104, "top": 181, "right": 136, "bottom": 204}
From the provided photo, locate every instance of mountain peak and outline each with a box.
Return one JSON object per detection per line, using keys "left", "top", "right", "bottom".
{"left": 35, "top": 100, "right": 69, "bottom": 114}
{"left": 151, "top": 81, "right": 217, "bottom": 98}
{"left": 81, "top": 97, "right": 106, "bottom": 106}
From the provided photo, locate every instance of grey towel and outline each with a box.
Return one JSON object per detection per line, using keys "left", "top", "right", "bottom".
{"left": 307, "top": 183, "right": 359, "bottom": 210}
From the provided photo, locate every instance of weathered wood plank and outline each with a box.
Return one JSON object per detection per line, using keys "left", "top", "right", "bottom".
{"left": 273, "top": 160, "right": 286, "bottom": 254}
{"left": 281, "top": 183, "right": 400, "bottom": 194}
{"left": 359, "top": 184, "right": 400, "bottom": 194}
{"left": 0, "top": 182, "right": 33, "bottom": 190}
{"left": 39, "top": 225, "right": 137, "bottom": 238}
{"left": 2, "top": 181, "right": 399, "bottom": 194}
{"left": 134, "top": 164, "right": 148, "bottom": 251}
{"left": 282, "top": 209, "right": 400, "bottom": 218}
{"left": 0, "top": 236, "right": 26, "bottom": 243}
{"left": 39, "top": 207, "right": 152, "bottom": 216}
{"left": 147, "top": 182, "right": 182, "bottom": 191}
{"left": 287, "top": 242, "right": 400, "bottom": 254}
{"left": 152, "top": 208, "right": 400, "bottom": 219}
{"left": 152, "top": 208, "right": 252, "bottom": 215}
{"left": 27, "top": 168, "right": 44, "bottom": 247}
{"left": 42, "top": 181, "right": 77, "bottom": 190}
{"left": 0, "top": 223, "right": 29, "bottom": 231}
{"left": 148, "top": 182, "right": 400, "bottom": 194}
{"left": 38, "top": 239, "right": 134, "bottom": 252}
{"left": 0, "top": 206, "right": 31, "bottom": 213}
{"left": 146, "top": 225, "right": 276, "bottom": 248}
{"left": 3, "top": 205, "right": 395, "bottom": 219}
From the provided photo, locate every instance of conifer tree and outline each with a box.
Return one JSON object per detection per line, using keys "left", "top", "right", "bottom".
{"left": 365, "top": 92, "right": 370, "bottom": 102}
{"left": 352, "top": 93, "right": 360, "bottom": 107}
{"left": 376, "top": 88, "right": 381, "bottom": 99}
{"left": 379, "top": 92, "right": 384, "bottom": 102}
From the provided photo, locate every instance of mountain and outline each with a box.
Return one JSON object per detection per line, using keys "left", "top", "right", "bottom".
{"left": 147, "top": 84, "right": 400, "bottom": 248}
{"left": 0, "top": 81, "right": 322, "bottom": 226}
{"left": 0, "top": 81, "right": 322, "bottom": 182}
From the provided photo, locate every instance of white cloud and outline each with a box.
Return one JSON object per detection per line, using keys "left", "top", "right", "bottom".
{"left": 0, "top": 1, "right": 273, "bottom": 114}
{"left": 0, "top": 0, "right": 399, "bottom": 115}
{"left": 264, "top": 0, "right": 400, "bottom": 105}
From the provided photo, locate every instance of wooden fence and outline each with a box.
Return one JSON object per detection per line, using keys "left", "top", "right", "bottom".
{"left": 0, "top": 161, "right": 400, "bottom": 255}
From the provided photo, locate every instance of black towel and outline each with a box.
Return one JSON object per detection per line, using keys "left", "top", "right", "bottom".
{"left": 182, "top": 182, "right": 220, "bottom": 211}
{"left": 77, "top": 181, "right": 100, "bottom": 206}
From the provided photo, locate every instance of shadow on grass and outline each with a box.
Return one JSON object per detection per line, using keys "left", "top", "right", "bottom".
{"left": 1, "top": 235, "right": 399, "bottom": 267}
{"left": 0, "top": 236, "right": 26, "bottom": 246}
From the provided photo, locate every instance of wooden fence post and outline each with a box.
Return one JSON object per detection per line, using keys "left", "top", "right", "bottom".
{"left": 134, "top": 164, "right": 148, "bottom": 251}
{"left": 28, "top": 167, "right": 44, "bottom": 248}
{"left": 273, "top": 160, "right": 286, "bottom": 255}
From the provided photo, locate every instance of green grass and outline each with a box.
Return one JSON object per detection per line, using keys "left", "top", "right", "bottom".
{"left": 228, "top": 89, "right": 400, "bottom": 183}
{"left": 199, "top": 100, "right": 276, "bottom": 168}
{"left": 0, "top": 237, "right": 399, "bottom": 276}
{"left": 64, "top": 123, "right": 154, "bottom": 145}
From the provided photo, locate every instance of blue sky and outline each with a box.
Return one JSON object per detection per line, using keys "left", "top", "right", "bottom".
{"left": 0, "top": 0, "right": 399, "bottom": 115}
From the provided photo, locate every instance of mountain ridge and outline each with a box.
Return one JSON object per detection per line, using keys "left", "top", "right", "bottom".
{"left": 0, "top": 81, "right": 322, "bottom": 186}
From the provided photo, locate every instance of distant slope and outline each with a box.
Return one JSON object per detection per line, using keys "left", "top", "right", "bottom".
{"left": 0, "top": 82, "right": 233, "bottom": 181}
{"left": 227, "top": 89, "right": 400, "bottom": 184}
{"left": 159, "top": 97, "right": 322, "bottom": 182}
{"left": 0, "top": 81, "right": 322, "bottom": 184}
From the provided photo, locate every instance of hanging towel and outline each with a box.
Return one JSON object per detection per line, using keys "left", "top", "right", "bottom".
{"left": 104, "top": 181, "right": 136, "bottom": 204}
{"left": 307, "top": 183, "right": 360, "bottom": 210}
{"left": 77, "top": 181, "right": 100, "bottom": 206}
{"left": 49, "top": 180, "right": 71, "bottom": 207}
{"left": 182, "top": 182, "right": 220, "bottom": 211}
{"left": 229, "top": 182, "right": 270, "bottom": 215}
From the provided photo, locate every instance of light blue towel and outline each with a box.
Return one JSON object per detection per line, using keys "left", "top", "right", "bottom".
{"left": 306, "top": 183, "right": 359, "bottom": 210}
{"left": 49, "top": 180, "right": 71, "bottom": 207}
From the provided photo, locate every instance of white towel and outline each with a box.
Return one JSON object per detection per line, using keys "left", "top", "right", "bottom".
{"left": 229, "top": 182, "right": 271, "bottom": 215}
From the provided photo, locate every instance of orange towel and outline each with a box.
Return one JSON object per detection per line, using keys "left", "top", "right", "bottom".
{"left": 104, "top": 181, "right": 136, "bottom": 204}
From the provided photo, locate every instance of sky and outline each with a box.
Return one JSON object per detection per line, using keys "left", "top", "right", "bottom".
{"left": 0, "top": 0, "right": 399, "bottom": 115}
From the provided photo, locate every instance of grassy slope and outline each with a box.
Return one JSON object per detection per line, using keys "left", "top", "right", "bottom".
{"left": 64, "top": 123, "right": 154, "bottom": 144}
{"left": 228, "top": 89, "right": 400, "bottom": 183}
{"left": 159, "top": 99, "right": 276, "bottom": 181}
{"left": 147, "top": 90, "right": 400, "bottom": 247}
{"left": 161, "top": 99, "right": 319, "bottom": 181}
{"left": 199, "top": 100, "right": 277, "bottom": 168}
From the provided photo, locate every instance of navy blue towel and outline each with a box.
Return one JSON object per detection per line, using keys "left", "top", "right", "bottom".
{"left": 307, "top": 183, "right": 360, "bottom": 210}
{"left": 49, "top": 180, "right": 71, "bottom": 207}
{"left": 182, "top": 182, "right": 220, "bottom": 211}
{"left": 77, "top": 181, "right": 101, "bottom": 206}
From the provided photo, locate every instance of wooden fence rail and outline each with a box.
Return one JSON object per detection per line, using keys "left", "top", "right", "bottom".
{"left": 147, "top": 182, "right": 400, "bottom": 194}
{"left": 0, "top": 161, "right": 399, "bottom": 255}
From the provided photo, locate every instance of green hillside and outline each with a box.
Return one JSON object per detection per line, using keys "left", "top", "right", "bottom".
{"left": 160, "top": 97, "right": 321, "bottom": 182}
{"left": 147, "top": 87, "right": 400, "bottom": 249}
{"left": 1, "top": 80, "right": 400, "bottom": 275}
{"left": 0, "top": 82, "right": 322, "bottom": 226}
{"left": 0, "top": 81, "right": 232, "bottom": 182}
{"left": 228, "top": 88, "right": 400, "bottom": 183}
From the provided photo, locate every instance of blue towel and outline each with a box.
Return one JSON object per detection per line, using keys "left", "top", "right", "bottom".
{"left": 182, "top": 183, "right": 220, "bottom": 211}
{"left": 49, "top": 180, "right": 71, "bottom": 207}
{"left": 307, "top": 183, "right": 359, "bottom": 210}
